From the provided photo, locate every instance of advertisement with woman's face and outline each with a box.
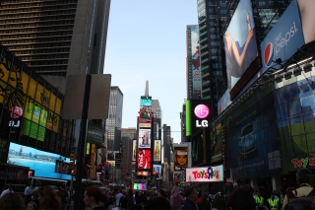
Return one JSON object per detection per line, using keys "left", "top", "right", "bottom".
{"left": 174, "top": 147, "right": 188, "bottom": 169}
{"left": 296, "top": 0, "right": 315, "bottom": 44}
{"left": 223, "top": 0, "right": 258, "bottom": 91}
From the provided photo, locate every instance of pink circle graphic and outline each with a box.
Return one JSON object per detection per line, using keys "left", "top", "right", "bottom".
{"left": 194, "top": 104, "right": 210, "bottom": 119}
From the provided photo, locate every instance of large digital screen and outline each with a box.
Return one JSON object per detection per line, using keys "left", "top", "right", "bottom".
{"left": 297, "top": 0, "right": 315, "bottom": 44}
{"left": 153, "top": 140, "right": 161, "bottom": 162}
{"left": 190, "top": 25, "right": 202, "bottom": 98}
{"left": 8, "top": 142, "right": 72, "bottom": 180}
{"left": 260, "top": 0, "right": 304, "bottom": 72}
{"left": 274, "top": 74, "right": 315, "bottom": 172}
{"left": 138, "top": 129, "right": 151, "bottom": 149}
{"left": 223, "top": 0, "right": 258, "bottom": 92}
{"left": 228, "top": 92, "right": 280, "bottom": 179}
{"left": 133, "top": 183, "right": 147, "bottom": 191}
{"left": 139, "top": 107, "right": 152, "bottom": 128}
{"left": 140, "top": 96, "right": 152, "bottom": 108}
{"left": 137, "top": 149, "right": 151, "bottom": 170}
{"left": 185, "top": 165, "right": 224, "bottom": 182}
{"left": 153, "top": 164, "right": 162, "bottom": 178}
{"left": 174, "top": 146, "right": 188, "bottom": 169}
{"left": 132, "top": 140, "right": 137, "bottom": 162}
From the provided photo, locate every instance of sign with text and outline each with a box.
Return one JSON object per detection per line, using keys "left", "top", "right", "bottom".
{"left": 185, "top": 165, "right": 224, "bottom": 182}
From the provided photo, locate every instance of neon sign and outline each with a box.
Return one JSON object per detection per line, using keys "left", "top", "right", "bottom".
{"left": 185, "top": 165, "right": 224, "bottom": 182}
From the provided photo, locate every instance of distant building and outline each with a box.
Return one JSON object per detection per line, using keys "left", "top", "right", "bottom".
{"left": 152, "top": 99, "right": 162, "bottom": 140}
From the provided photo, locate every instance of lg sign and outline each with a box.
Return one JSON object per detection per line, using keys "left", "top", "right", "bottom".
{"left": 194, "top": 104, "right": 210, "bottom": 128}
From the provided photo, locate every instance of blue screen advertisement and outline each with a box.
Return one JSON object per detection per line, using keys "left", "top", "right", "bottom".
{"left": 228, "top": 92, "right": 281, "bottom": 179}
{"left": 274, "top": 76, "right": 315, "bottom": 172}
{"left": 8, "top": 142, "right": 72, "bottom": 180}
{"left": 260, "top": 0, "right": 304, "bottom": 72}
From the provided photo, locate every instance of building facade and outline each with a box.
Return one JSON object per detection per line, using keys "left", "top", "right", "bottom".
{"left": 152, "top": 99, "right": 162, "bottom": 140}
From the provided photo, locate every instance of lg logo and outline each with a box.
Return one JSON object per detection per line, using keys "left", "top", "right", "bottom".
{"left": 194, "top": 104, "right": 210, "bottom": 128}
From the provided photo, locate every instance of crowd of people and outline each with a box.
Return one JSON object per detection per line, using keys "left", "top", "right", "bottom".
{"left": 0, "top": 168, "right": 313, "bottom": 210}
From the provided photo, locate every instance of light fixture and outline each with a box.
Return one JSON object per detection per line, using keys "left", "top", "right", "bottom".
{"left": 303, "top": 63, "right": 313, "bottom": 73}
{"left": 293, "top": 67, "right": 302, "bottom": 76}
{"left": 284, "top": 72, "right": 292, "bottom": 80}
{"left": 275, "top": 75, "right": 283, "bottom": 83}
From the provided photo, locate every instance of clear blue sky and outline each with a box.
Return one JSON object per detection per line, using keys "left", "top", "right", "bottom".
{"left": 105, "top": 1, "right": 198, "bottom": 143}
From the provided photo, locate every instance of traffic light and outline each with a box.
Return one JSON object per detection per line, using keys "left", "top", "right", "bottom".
{"left": 96, "top": 164, "right": 102, "bottom": 172}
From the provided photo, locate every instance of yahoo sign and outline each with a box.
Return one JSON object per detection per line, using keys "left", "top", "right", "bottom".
{"left": 260, "top": 0, "right": 304, "bottom": 72}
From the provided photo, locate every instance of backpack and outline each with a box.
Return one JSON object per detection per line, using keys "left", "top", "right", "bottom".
{"left": 284, "top": 187, "right": 315, "bottom": 210}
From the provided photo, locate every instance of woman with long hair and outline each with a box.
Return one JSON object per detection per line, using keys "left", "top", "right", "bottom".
{"left": 0, "top": 193, "right": 25, "bottom": 210}
{"left": 38, "top": 185, "right": 61, "bottom": 210}
{"left": 83, "top": 185, "right": 107, "bottom": 210}
{"left": 197, "top": 193, "right": 212, "bottom": 210}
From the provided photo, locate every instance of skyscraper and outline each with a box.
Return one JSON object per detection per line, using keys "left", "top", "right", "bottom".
{"left": 152, "top": 99, "right": 162, "bottom": 140}
{"left": 105, "top": 87, "right": 123, "bottom": 154}
{"left": 0, "top": 0, "right": 111, "bottom": 92}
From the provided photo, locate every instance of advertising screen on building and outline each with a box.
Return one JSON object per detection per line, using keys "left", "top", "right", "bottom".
{"left": 153, "top": 140, "right": 161, "bottom": 162}
{"left": 139, "top": 107, "right": 152, "bottom": 128}
{"left": 190, "top": 25, "right": 202, "bottom": 97}
{"left": 260, "top": 0, "right": 304, "bottom": 72}
{"left": 185, "top": 165, "right": 224, "bottom": 182}
{"left": 185, "top": 100, "right": 211, "bottom": 136}
{"left": 138, "top": 129, "right": 151, "bottom": 149}
{"left": 153, "top": 164, "right": 162, "bottom": 178}
{"left": 8, "top": 142, "right": 72, "bottom": 180}
{"left": 140, "top": 96, "right": 152, "bottom": 108}
{"left": 274, "top": 74, "right": 315, "bottom": 172}
{"left": 137, "top": 149, "right": 151, "bottom": 170}
{"left": 228, "top": 92, "right": 280, "bottom": 179}
{"left": 297, "top": 0, "right": 315, "bottom": 44}
{"left": 132, "top": 140, "right": 137, "bottom": 162}
{"left": 133, "top": 183, "right": 147, "bottom": 190}
{"left": 174, "top": 146, "right": 188, "bottom": 169}
{"left": 223, "top": 0, "right": 258, "bottom": 92}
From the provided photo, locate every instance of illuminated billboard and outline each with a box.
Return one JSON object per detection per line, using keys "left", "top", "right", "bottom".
{"left": 8, "top": 142, "right": 72, "bottom": 180}
{"left": 137, "top": 149, "right": 151, "bottom": 170}
{"left": 190, "top": 25, "right": 201, "bottom": 97}
{"left": 153, "top": 140, "right": 161, "bottom": 162}
{"left": 132, "top": 140, "right": 137, "bottom": 162}
{"left": 297, "top": 0, "right": 315, "bottom": 44}
{"left": 153, "top": 164, "right": 162, "bottom": 178}
{"left": 133, "top": 183, "right": 147, "bottom": 190}
{"left": 185, "top": 100, "right": 211, "bottom": 136}
{"left": 224, "top": 0, "right": 258, "bottom": 93}
{"left": 174, "top": 146, "right": 188, "bottom": 169}
{"left": 185, "top": 165, "right": 224, "bottom": 182}
{"left": 139, "top": 107, "right": 152, "bottom": 128}
{"left": 140, "top": 96, "right": 152, "bottom": 108}
{"left": 260, "top": 0, "right": 304, "bottom": 72}
{"left": 138, "top": 129, "right": 151, "bottom": 149}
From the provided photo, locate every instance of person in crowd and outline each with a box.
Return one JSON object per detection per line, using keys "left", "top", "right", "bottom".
{"left": 83, "top": 185, "right": 107, "bottom": 210}
{"left": 27, "top": 201, "right": 38, "bottom": 210}
{"left": 126, "top": 188, "right": 135, "bottom": 210}
{"left": 253, "top": 189, "right": 265, "bottom": 210}
{"left": 119, "top": 191, "right": 128, "bottom": 210}
{"left": 282, "top": 168, "right": 314, "bottom": 209}
{"left": 38, "top": 185, "right": 61, "bottom": 210}
{"left": 227, "top": 188, "right": 256, "bottom": 210}
{"left": 144, "top": 191, "right": 153, "bottom": 210}
{"left": 24, "top": 181, "right": 35, "bottom": 205}
{"left": 115, "top": 189, "right": 123, "bottom": 206}
{"left": 171, "top": 181, "right": 182, "bottom": 210}
{"left": 0, "top": 193, "right": 25, "bottom": 210}
{"left": 267, "top": 192, "right": 280, "bottom": 210}
{"left": 182, "top": 187, "right": 198, "bottom": 210}
{"left": 194, "top": 191, "right": 202, "bottom": 204}
{"left": 151, "top": 189, "right": 171, "bottom": 210}
{"left": 0, "top": 184, "right": 14, "bottom": 198}
{"left": 198, "top": 192, "right": 212, "bottom": 210}
{"left": 57, "top": 185, "right": 68, "bottom": 210}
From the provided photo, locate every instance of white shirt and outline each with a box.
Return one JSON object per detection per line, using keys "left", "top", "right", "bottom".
{"left": 0, "top": 189, "right": 14, "bottom": 198}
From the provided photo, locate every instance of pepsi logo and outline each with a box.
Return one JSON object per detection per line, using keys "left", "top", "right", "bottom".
{"left": 264, "top": 42, "right": 274, "bottom": 67}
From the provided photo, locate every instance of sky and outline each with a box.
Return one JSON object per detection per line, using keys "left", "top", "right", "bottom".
{"left": 105, "top": 1, "right": 198, "bottom": 143}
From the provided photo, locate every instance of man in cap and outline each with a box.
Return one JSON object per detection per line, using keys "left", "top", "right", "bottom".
{"left": 267, "top": 191, "right": 280, "bottom": 210}
{"left": 253, "top": 189, "right": 265, "bottom": 210}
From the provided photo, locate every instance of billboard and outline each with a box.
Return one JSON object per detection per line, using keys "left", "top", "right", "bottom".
{"left": 153, "top": 140, "right": 161, "bottom": 162}
{"left": 228, "top": 92, "right": 280, "bottom": 179}
{"left": 138, "top": 129, "right": 151, "bottom": 149}
{"left": 132, "top": 140, "right": 137, "bottom": 162}
{"left": 224, "top": 0, "right": 258, "bottom": 92}
{"left": 190, "top": 25, "right": 202, "bottom": 97}
{"left": 153, "top": 164, "right": 162, "bottom": 178}
{"left": 8, "top": 142, "right": 72, "bottom": 180}
{"left": 140, "top": 96, "right": 152, "bottom": 108}
{"left": 260, "top": 0, "right": 304, "bottom": 72}
{"left": 137, "top": 149, "right": 151, "bottom": 170}
{"left": 185, "top": 165, "right": 224, "bottom": 182}
{"left": 133, "top": 183, "right": 147, "bottom": 190}
{"left": 274, "top": 75, "right": 315, "bottom": 172}
{"left": 185, "top": 100, "right": 211, "bottom": 136}
{"left": 174, "top": 146, "right": 188, "bottom": 169}
{"left": 139, "top": 107, "right": 152, "bottom": 128}
{"left": 297, "top": 0, "right": 315, "bottom": 44}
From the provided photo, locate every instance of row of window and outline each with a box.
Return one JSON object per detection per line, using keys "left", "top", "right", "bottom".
{"left": 1, "top": 5, "right": 76, "bottom": 13}
{"left": 7, "top": 42, "right": 71, "bottom": 49}
{"left": 0, "top": 28, "right": 73, "bottom": 34}
{"left": 0, "top": 9, "right": 76, "bottom": 16}
{"left": 3, "top": 0, "right": 77, "bottom": 6}
{"left": 0, "top": 16, "right": 75, "bottom": 24}
{"left": 2, "top": 38, "right": 72, "bottom": 45}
